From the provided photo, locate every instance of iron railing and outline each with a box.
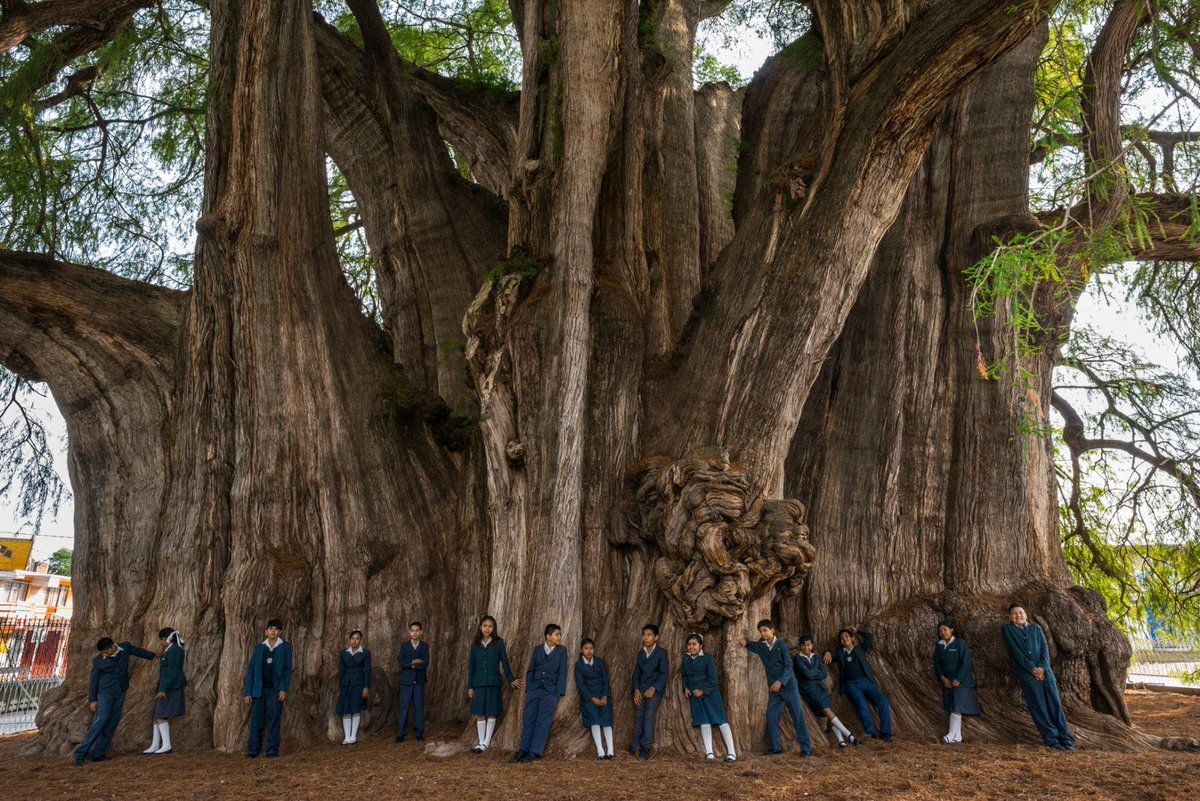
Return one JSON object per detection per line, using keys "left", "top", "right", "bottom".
{"left": 0, "top": 615, "right": 70, "bottom": 735}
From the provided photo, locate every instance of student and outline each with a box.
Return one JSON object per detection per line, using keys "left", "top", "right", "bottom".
{"left": 510, "top": 623, "right": 568, "bottom": 763}
{"left": 792, "top": 634, "right": 857, "bottom": 747}
{"left": 1001, "top": 604, "right": 1074, "bottom": 751}
{"left": 74, "top": 636, "right": 155, "bottom": 765}
{"left": 575, "top": 638, "right": 614, "bottom": 760}
{"left": 742, "top": 619, "right": 811, "bottom": 756}
{"left": 337, "top": 629, "right": 372, "bottom": 745}
{"left": 681, "top": 633, "right": 736, "bottom": 763}
{"left": 824, "top": 626, "right": 893, "bottom": 742}
{"left": 933, "top": 620, "right": 981, "bottom": 744}
{"left": 629, "top": 623, "right": 668, "bottom": 760}
{"left": 143, "top": 628, "right": 187, "bottom": 755}
{"left": 243, "top": 618, "right": 293, "bottom": 758}
{"left": 395, "top": 621, "right": 429, "bottom": 742}
{"left": 467, "top": 615, "right": 523, "bottom": 753}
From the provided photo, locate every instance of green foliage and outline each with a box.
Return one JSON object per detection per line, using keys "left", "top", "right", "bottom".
{"left": 47, "top": 548, "right": 73, "bottom": 577}
{"left": 693, "top": 47, "right": 744, "bottom": 89}
{"left": 483, "top": 245, "right": 541, "bottom": 285}
{"left": 0, "top": 372, "right": 67, "bottom": 534}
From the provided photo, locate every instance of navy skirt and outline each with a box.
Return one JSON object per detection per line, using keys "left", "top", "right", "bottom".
{"left": 336, "top": 683, "right": 368, "bottom": 715}
{"left": 687, "top": 690, "right": 729, "bottom": 727}
{"left": 579, "top": 698, "right": 614, "bottom": 727}
{"left": 153, "top": 689, "right": 186, "bottom": 719}
{"left": 942, "top": 684, "right": 982, "bottom": 716}
{"left": 470, "top": 685, "right": 503, "bottom": 717}
{"left": 798, "top": 682, "right": 832, "bottom": 714}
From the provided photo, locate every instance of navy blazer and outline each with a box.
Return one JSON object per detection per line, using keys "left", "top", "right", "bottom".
{"left": 680, "top": 653, "right": 719, "bottom": 696}
{"left": 525, "top": 644, "right": 568, "bottom": 696}
{"left": 574, "top": 657, "right": 611, "bottom": 701}
{"left": 1002, "top": 623, "right": 1052, "bottom": 677}
{"left": 829, "top": 630, "right": 879, "bottom": 692}
{"left": 632, "top": 646, "right": 669, "bottom": 694}
{"left": 88, "top": 643, "right": 154, "bottom": 702}
{"left": 156, "top": 643, "right": 188, "bottom": 693}
{"left": 244, "top": 640, "right": 294, "bottom": 698}
{"left": 467, "top": 639, "right": 515, "bottom": 689}
{"left": 398, "top": 640, "right": 429, "bottom": 685}
{"left": 745, "top": 638, "right": 795, "bottom": 688}
{"left": 339, "top": 648, "right": 372, "bottom": 689}
{"left": 934, "top": 638, "right": 975, "bottom": 686}
{"left": 792, "top": 652, "right": 828, "bottom": 685}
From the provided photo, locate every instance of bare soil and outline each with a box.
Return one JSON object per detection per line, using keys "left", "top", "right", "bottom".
{"left": 4, "top": 690, "right": 1197, "bottom": 801}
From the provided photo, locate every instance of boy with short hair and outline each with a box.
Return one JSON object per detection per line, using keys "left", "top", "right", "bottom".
{"left": 73, "top": 637, "right": 155, "bottom": 765}
{"left": 793, "top": 634, "right": 858, "bottom": 747}
{"left": 742, "top": 619, "right": 812, "bottom": 756}
{"left": 823, "top": 625, "right": 893, "bottom": 742}
{"left": 1001, "top": 603, "right": 1075, "bottom": 751}
{"left": 510, "top": 623, "right": 568, "bottom": 763}
{"left": 630, "top": 623, "right": 668, "bottom": 760}
{"left": 395, "top": 621, "right": 429, "bottom": 742}
{"left": 244, "top": 618, "right": 293, "bottom": 758}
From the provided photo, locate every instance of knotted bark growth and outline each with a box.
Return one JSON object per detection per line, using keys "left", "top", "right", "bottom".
{"left": 626, "top": 449, "right": 815, "bottom": 629}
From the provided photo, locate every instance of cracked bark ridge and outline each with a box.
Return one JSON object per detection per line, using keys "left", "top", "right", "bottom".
{"left": 627, "top": 448, "right": 815, "bottom": 628}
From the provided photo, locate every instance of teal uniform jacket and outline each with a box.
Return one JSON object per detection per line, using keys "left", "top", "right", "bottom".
{"left": 157, "top": 644, "right": 188, "bottom": 693}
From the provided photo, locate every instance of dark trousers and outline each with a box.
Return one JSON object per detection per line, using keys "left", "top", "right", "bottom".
{"left": 248, "top": 692, "right": 283, "bottom": 756}
{"left": 630, "top": 692, "right": 661, "bottom": 750}
{"left": 518, "top": 687, "right": 559, "bottom": 756}
{"left": 766, "top": 684, "right": 812, "bottom": 753}
{"left": 397, "top": 684, "right": 425, "bottom": 738}
{"left": 1016, "top": 671, "right": 1074, "bottom": 747}
{"left": 75, "top": 691, "right": 125, "bottom": 760}
{"left": 844, "top": 677, "right": 892, "bottom": 737}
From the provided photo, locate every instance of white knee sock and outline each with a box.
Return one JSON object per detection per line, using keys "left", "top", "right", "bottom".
{"left": 832, "top": 717, "right": 852, "bottom": 737}
{"left": 719, "top": 723, "right": 736, "bottom": 757}
{"left": 700, "top": 723, "right": 714, "bottom": 755}
{"left": 603, "top": 726, "right": 614, "bottom": 756}
{"left": 155, "top": 721, "right": 172, "bottom": 753}
{"left": 342, "top": 715, "right": 352, "bottom": 744}
{"left": 948, "top": 712, "right": 962, "bottom": 741}
{"left": 483, "top": 717, "right": 496, "bottom": 747}
{"left": 476, "top": 720, "right": 487, "bottom": 746}
{"left": 591, "top": 724, "right": 605, "bottom": 756}
{"left": 350, "top": 713, "right": 361, "bottom": 743}
{"left": 144, "top": 722, "right": 162, "bottom": 753}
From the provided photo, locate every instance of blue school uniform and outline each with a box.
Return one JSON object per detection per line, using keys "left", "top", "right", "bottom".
{"left": 630, "top": 644, "right": 669, "bottom": 751}
{"left": 934, "top": 637, "right": 981, "bottom": 716}
{"left": 519, "top": 643, "right": 568, "bottom": 756}
{"left": 74, "top": 643, "right": 155, "bottom": 762}
{"left": 397, "top": 640, "right": 429, "bottom": 739}
{"left": 575, "top": 656, "right": 614, "bottom": 727}
{"left": 154, "top": 641, "right": 188, "bottom": 719}
{"left": 1002, "top": 622, "right": 1074, "bottom": 748}
{"left": 468, "top": 638, "right": 516, "bottom": 718}
{"left": 792, "top": 651, "right": 833, "bottom": 714}
{"left": 829, "top": 630, "right": 893, "bottom": 738}
{"left": 680, "top": 652, "right": 729, "bottom": 727}
{"left": 244, "top": 638, "right": 293, "bottom": 757}
{"left": 746, "top": 637, "right": 812, "bottom": 754}
{"left": 336, "top": 648, "right": 372, "bottom": 715}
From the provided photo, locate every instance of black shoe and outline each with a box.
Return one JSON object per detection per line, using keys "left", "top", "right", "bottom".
{"left": 762, "top": 749, "right": 783, "bottom": 757}
{"left": 394, "top": 736, "right": 405, "bottom": 743}
{"left": 848, "top": 734, "right": 860, "bottom": 746}
{"left": 246, "top": 752, "right": 258, "bottom": 759}
{"left": 266, "top": 753, "right": 278, "bottom": 758}
{"left": 416, "top": 735, "right": 425, "bottom": 742}
{"left": 881, "top": 734, "right": 893, "bottom": 743}
{"left": 528, "top": 753, "right": 542, "bottom": 762}
{"left": 508, "top": 751, "right": 528, "bottom": 763}
{"left": 73, "top": 755, "right": 84, "bottom": 766}
{"left": 472, "top": 745, "right": 486, "bottom": 754}
{"left": 90, "top": 755, "right": 108, "bottom": 763}
{"left": 627, "top": 745, "right": 637, "bottom": 756}
{"left": 838, "top": 740, "right": 850, "bottom": 748}
{"left": 799, "top": 750, "right": 812, "bottom": 757}
{"left": 637, "top": 747, "right": 649, "bottom": 761}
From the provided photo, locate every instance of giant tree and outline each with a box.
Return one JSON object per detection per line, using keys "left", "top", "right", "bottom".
{"left": 2, "top": 0, "right": 1199, "bottom": 757}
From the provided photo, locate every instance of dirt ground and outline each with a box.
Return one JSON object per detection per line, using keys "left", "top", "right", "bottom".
{"left": 4, "top": 690, "right": 1197, "bottom": 801}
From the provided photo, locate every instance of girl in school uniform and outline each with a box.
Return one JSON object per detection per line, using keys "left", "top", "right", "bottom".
{"left": 933, "top": 620, "right": 981, "bottom": 744}
{"left": 681, "top": 633, "right": 737, "bottom": 763}
{"left": 467, "top": 615, "right": 523, "bottom": 753}
{"left": 575, "top": 638, "right": 615, "bottom": 760}
{"left": 336, "top": 629, "right": 372, "bottom": 745}
{"left": 144, "top": 627, "right": 187, "bottom": 755}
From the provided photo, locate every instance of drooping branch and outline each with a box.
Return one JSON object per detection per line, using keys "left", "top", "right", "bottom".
{"left": 0, "top": 0, "right": 148, "bottom": 52}
{"left": 1033, "top": 192, "right": 1200, "bottom": 262}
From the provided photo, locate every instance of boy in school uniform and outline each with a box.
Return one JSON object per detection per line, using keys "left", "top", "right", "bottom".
{"left": 74, "top": 637, "right": 155, "bottom": 765}
{"left": 794, "top": 634, "right": 858, "bottom": 747}
{"left": 243, "top": 618, "right": 294, "bottom": 758}
{"left": 629, "top": 623, "right": 669, "bottom": 760}
{"left": 742, "top": 619, "right": 812, "bottom": 757}
{"left": 395, "top": 621, "right": 429, "bottom": 742}
{"left": 824, "top": 625, "right": 893, "bottom": 742}
{"left": 1001, "top": 604, "right": 1075, "bottom": 751}
{"left": 510, "top": 623, "right": 568, "bottom": 763}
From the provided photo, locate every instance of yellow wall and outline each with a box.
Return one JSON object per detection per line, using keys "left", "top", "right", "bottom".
{"left": 0, "top": 537, "right": 35, "bottom": 571}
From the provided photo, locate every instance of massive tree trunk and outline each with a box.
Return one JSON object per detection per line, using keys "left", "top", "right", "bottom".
{"left": 2, "top": 0, "right": 1169, "bottom": 758}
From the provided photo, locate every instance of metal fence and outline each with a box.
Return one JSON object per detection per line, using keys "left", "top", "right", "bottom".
{"left": 1128, "top": 632, "right": 1200, "bottom": 688}
{"left": 0, "top": 616, "right": 70, "bottom": 735}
